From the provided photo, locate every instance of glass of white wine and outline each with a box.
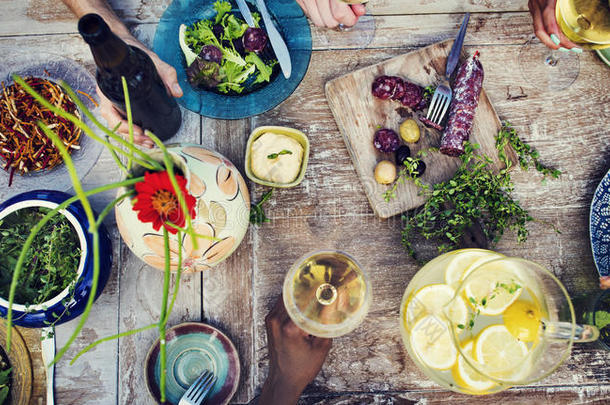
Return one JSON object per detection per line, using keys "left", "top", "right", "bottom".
{"left": 519, "top": 0, "right": 610, "bottom": 91}
{"left": 283, "top": 250, "right": 372, "bottom": 338}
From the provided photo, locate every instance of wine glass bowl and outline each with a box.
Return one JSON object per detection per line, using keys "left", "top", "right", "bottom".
{"left": 283, "top": 250, "right": 372, "bottom": 338}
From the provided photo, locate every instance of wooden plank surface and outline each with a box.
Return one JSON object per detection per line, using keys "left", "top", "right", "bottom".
{"left": 1, "top": 1, "right": 610, "bottom": 404}
{"left": 0, "top": 0, "right": 528, "bottom": 37}
{"left": 326, "top": 39, "right": 516, "bottom": 218}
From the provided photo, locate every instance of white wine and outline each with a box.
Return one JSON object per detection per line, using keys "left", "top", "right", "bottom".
{"left": 283, "top": 251, "right": 371, "bottom": 338}
{"left": 556, "top": 0, "right": 610, "bottom": 49}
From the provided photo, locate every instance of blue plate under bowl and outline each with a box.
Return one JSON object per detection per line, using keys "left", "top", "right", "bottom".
{"left": 590, "top": 169, "right": 610, "bottom": 278}
{"left": 145, "top": 322, "right": 240, "bottom": 405}
{"left": 153, "top": 0, "right": 312, "bottom": 119}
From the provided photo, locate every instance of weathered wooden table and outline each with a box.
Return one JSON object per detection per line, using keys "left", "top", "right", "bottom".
{"left": 2, "top": 0, "right": 610, "bottom": 403}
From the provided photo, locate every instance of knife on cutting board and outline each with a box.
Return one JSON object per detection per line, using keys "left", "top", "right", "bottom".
{"left": 41, "top": 327, "right": 55, "bottom": 405}
{"left": 236, "top": 0, "right": 292, "bottom": 79}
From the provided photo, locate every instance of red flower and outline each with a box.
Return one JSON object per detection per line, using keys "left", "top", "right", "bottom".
{"left": 132, "top": 171, "right": 197, "bottom": 234}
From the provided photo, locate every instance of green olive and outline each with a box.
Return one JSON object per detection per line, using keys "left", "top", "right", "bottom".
{"left": 400, "top": 119, "right": 421, "bottom": 143}
{"left": 374, "top": 160, "right": 397, "bottom": 184}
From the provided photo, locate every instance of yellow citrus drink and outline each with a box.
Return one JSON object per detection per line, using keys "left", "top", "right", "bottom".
{"left": 399, "top": 249, "right": 548, "bottom": 395}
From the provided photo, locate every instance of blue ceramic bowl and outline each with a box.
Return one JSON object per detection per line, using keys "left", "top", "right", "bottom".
{"left": 153, "top": 0, "right": 312, "bottom": 119}
{"left": 0, "top": 190, "right": 112, "bottom": 328}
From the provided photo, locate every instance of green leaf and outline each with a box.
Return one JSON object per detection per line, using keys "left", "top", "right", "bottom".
{"left": 0, "top": 385, "right": 8, "bottom": 404}
{"left": 0, "top": 368, "right": 10, "bottom": 386}
{"left": 213, "top": 0, "right": 232, "bottom": 24}
{"left": 250, "top": 190, "right": 273, "bottom": 225}
{"left": 246, "top": 52, "right": 274, "bottom": 83}
{"left": 267, "top": 150, "right": 293, "bottom": 159}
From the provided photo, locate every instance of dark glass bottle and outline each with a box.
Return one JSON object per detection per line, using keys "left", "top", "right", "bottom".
{"left": 78, "top": 13, "right": 181, "bottom": 141}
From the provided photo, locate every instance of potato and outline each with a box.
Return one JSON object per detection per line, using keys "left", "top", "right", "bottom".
{"left": 400, "top": 119, "right": 421, "bottom": 143}
{"left": 374, "top": 160, "right": 397, "bottom": 184}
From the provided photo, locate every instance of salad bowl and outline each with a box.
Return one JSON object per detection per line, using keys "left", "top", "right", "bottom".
{"left": 153, "top": 0, "right": 312, "bottom": 119}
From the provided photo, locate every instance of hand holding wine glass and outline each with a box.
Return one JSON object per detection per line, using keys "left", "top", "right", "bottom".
{"left": 528, "top": 0, "right": 581, "bottom": 51}
{"left": 260, "top": 296, "right": 332, "bottom": 405}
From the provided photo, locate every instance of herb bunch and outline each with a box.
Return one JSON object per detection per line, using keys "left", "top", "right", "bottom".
{"left": 389, "top": 122, "right": 560, "bottom": 259}
{"left": 0, "top": 207, "right": 80, "bottom": 305}
{"left": 250, "top": 189, "right": 273, "bottom": 225}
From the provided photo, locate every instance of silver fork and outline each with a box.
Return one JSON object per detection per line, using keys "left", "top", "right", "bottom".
{"left": 178, "top": 370, "right": 217, "bottom": 405}
{"left": 426, "top": 13, "right": 470, "bottom": 127}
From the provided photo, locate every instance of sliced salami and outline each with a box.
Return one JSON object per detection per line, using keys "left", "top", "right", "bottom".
{"left": 440, "top": 52, "right": 484, "bottom": 157}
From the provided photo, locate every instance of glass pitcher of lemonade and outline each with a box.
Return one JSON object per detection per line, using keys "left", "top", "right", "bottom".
{"left": 399, "top": 249, "right": 599, "bottom": 395}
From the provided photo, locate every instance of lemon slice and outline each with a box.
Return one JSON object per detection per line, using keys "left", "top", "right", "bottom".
{"left": 503, "top": 298, "right": 543, "bottom": 343}
{"left": 453, "top": 341, "right": 496, "bottom": 392}
{"left": 444, "top": 250, "right": 503, "bottom": 286}
{"left": 463, "top": 261, "right": 523, "bottom": 316}
{"left": 474, "top": 325, "right": 529, "bottom": 378}
{"left": 410, "top": 315, "right": 458, "bottom": 370}
{"left": 405, "top": 284, "right": 468, "bottom": 328}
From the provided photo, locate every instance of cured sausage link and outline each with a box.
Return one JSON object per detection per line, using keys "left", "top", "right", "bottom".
{"left": 440, "top": 51, "right": 484, "bottom": 157}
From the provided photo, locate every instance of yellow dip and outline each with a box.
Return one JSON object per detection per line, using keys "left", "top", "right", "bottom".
{"left": 251, "top": 132, "right": 304, "bottom": 184}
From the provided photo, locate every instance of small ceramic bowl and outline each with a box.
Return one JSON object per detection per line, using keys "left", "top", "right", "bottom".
{"left": 145, "top": 322, "right": 240, "bottom": 405}
{"left": 245, "top": 126, "right": 310, "bottom": 188}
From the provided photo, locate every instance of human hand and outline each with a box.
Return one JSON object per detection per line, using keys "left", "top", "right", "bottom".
{"left": 259, "top": 295, "right": 332, "bottom": 405}
{"left": 97, "top": 41, "right": 183, "bottom": 149}
{"left": 296, "top": 0, "right": 366, "bottom": 28}
{"left": 528, "top": 0, "right": 581, "bottom": 53}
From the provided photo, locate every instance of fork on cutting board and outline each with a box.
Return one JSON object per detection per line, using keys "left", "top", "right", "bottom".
{"left": 178, "top": 369, "right": 217, "bottom": 405}
{"left": 426, "top": 13, "right": 471, "bottom": 127}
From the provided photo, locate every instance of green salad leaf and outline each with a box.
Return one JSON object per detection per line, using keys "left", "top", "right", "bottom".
{"left": 183, "top": 0, "right": 278, "bottom": 94}
{"left": 213, "top": 0, "right": 233, "bottom": 24}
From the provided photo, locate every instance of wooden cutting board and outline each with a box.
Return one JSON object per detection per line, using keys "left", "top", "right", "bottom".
{"left": 325, "top": 39, "right": 516, "bottom": 219}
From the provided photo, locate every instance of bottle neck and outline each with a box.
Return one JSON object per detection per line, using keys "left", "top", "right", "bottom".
{"left": 89, "top": 33, "right": 131, "bottom": 73}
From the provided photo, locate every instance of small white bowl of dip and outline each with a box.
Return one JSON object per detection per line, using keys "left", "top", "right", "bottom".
{"left": 245, "top": 126, "right": 310, "bottom": 188}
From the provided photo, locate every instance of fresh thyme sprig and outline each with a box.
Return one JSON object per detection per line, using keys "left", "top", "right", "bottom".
{"left": 457, "top": 281, "right": 522, "bottom": 330}
{"left": 387, "top": 122, "right": 560, "bottom": 260}
{"left": 250, "top": 189, "right": 273, "bottom": 225}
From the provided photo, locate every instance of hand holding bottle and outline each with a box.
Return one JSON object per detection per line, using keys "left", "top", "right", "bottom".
{"left": 96, "top": 40, "right": 183, "bottom": 149}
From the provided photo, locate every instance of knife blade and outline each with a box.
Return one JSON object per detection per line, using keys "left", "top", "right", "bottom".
{"left": 235, "top": 0, "right": 256, "bottom": 28}
{"left": 255, "top": 0, "right": 292, "bottom": 79}
{"left": 41, "top": 327, "right": 55, "bottom": 405}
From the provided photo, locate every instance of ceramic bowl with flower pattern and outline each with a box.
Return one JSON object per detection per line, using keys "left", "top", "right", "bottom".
{"left": 115, "top": 144, "right": 250, "bottom": 272}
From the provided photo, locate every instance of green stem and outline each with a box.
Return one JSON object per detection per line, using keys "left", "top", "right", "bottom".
{"left": 59, "top": 79, "right": 162, "bottom": 170}
{"left": 159, "top": 228, "right": 171, "bottom": 402}
{"left": 12, "top": 75, "right": 160, "bottom": 171}
{"left": 163, "top": 231, "right": 183, "bottom": 326}
{"left": 121, "top": 77, "right": 135, "bottom": 171}
{"left": 105, "top": 136, "right": 129, "bottom": 177}
{"left": 4, "top": 177, "right": 142, "bottom": 351}
{"left": 147, "top": 132, "right": 198, "bottom": 251}
{"left": 37, "top": 124, "right": 100, "bottom": 366}
{"left": 95, "top": 192, "right": 134, "bottom": 227}
{"left": 70, "top": 323, "right": 157, "bottom": 364}
{"left": 163, "top": 221, "right": 220, "bottom": 242}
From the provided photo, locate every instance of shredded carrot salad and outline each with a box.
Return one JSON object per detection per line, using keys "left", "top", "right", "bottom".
{"left": 0, "top": 77, "right": 83, "bottom": 186}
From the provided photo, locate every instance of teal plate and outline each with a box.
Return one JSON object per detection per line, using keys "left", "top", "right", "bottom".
{"left": 597, "top": 48, "right": 610, "bottom": 68}
{"left": 153, "top": 0, "right": 312, "bottom": 119}
{"left": 145, "top": 323, "right": 240, "bottom": 405}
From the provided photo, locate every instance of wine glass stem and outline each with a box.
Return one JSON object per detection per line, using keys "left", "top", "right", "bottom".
{"left": 545, "top": 49, "right": 561, "bottom": 67}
